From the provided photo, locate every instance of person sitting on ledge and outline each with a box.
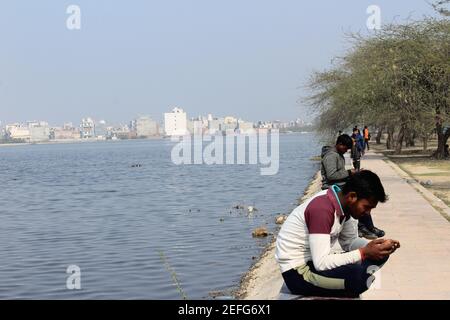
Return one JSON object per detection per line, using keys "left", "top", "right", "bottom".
{"left": 275, "top": 170, "right": 400, "bottom": 298}
{"left": 321, "top": 134, "right": 385, "bottom": 240}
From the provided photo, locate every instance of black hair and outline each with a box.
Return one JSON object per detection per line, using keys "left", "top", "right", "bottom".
{"left": 336, "top": 134, "right": 353, "bottom": 149}
{"left": 342, "top": 170, "right": 388, "bottom": 203}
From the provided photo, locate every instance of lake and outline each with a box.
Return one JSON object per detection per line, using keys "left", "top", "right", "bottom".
{"left": 0, "top": 133, "right": 319, "bottom": 299}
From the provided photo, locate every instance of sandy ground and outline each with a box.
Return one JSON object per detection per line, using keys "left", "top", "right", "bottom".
{"left": 236, "top": 172, "right": 322, "bottom": 300}
{"left": 389, "top": 158, "right": 450, "bottom": 210}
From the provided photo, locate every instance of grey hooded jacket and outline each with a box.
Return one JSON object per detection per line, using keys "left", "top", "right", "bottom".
{"left": 321, "top": 146, "right": 350, "bottom": 190}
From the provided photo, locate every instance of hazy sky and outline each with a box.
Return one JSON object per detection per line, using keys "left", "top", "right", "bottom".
{"left": 0, "top": 0, "right": 438, "bottom": 125}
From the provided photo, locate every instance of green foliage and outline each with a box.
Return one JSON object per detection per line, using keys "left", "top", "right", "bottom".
{"left": 306, "top": 17, "right": 450, "bottom": 156}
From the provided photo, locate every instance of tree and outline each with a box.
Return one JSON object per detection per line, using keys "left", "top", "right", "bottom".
{"left": 306, "top": 18, "right": 449, "bottom": 157}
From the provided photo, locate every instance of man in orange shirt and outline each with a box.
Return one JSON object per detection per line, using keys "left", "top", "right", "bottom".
{"left": 363, "top": 126, "right": 370, "bottom": 152}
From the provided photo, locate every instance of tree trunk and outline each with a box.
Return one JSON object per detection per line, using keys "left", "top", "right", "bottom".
{"left": 422, "top": 136, "right": 428, "bottom": 152}
{"left": 433, "top": 123, "right": 450, "bottom": 159}
{"left": 376, "top": 127, "right": 383, "bottom": 144}
{"left": 405, "top": 130, "right": 412, "bottom": 148}
{"left": 410, "top": 131, "right": 416, "bottom": 147}
{"left": 405, "top": 130, "right": 415, "bottom": 147}
{"left": 395, "top": 126, "right": 406, "bottom": 154}
{"left": 386, "top": 127, "right": 394, "bottom": 150}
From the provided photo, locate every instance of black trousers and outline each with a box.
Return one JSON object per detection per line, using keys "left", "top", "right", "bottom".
{"left": 358, "top": 214, "right": 375, "bottom": 230}
{"left": 282, "top": 257, "right": 388, "bottom": 298}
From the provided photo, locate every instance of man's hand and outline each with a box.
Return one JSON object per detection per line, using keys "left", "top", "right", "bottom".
{"left": 380, "top": 239, "right": 401, "bottom": 254}
{"left": 361, "top": 239, "right": 400, "bottom": 261}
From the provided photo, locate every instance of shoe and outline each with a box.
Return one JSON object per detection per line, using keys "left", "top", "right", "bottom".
{"left": 358, "top": 225, "right": 378, "bottom": 240}
{"left": 370, "top": 227, "right": 385, "bottom": 238}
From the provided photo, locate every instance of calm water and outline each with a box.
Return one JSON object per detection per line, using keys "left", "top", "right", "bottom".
{"left": 0, "top": 133, "right": 319, "bottom": 299}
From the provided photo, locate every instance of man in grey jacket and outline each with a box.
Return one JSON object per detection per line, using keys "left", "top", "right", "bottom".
{"left": 321, "top": 134, "right": 355, "bottom": 190}
{"left": 321, "top": 134, "right": 385, "bottom": 240}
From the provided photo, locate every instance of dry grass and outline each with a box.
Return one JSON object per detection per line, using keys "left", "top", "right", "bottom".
{"left": 372, "top": 139, "right": 450, "bottom": 209}
{"left": 390, "top": 157, "right": 450, "bottom": 208}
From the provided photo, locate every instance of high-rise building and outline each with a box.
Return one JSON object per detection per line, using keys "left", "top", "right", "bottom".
{"left": 29, "top": 126, "right": 50, "bottom": 142}
{"left": 6, "top": 124, "right": 31, "bottom": 141}
{"left": 135, "top": 116, "right": 159, "bottom": 137}
{"left": 164, "top": 107, "right": 188, "bottom": 136}
{"left": 80, "top": 117, "right": 95, "bottom": 139}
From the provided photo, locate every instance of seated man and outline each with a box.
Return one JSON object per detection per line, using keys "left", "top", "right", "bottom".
{"left": 321, "top": 134, "right": 385, "bottom": 239}
{"left": 275, "top": 171, "right": 400, "bottom": 298}
{"left": 321, "top": 134, "right": 354, "bottom": 190}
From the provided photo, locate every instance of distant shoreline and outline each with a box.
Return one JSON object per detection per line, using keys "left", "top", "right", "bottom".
{"left": 0, "top": 132, "right": 313, "bottom": 148}
{"left": 0, "top": 137, "right": 165, "bottom": 148}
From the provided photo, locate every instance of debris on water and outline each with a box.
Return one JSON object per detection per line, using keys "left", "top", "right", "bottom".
{"left": 275, "top": 215, "right": 288, "bottom": 225}
{"left": 252, "top": 227, "right": 268, "bottom": 238}
{"left": 209, "top": 290, "right": 234, "bottom": 300}
{"left": 247, "top": 206, "right": 258, "bottom": 213}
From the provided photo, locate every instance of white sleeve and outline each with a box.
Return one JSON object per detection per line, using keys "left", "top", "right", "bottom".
{"left": 338, "top": 217, "right": 369, "bottom": 251}
{"left": 309, "top": 234, "right": 362, "bottom": 271}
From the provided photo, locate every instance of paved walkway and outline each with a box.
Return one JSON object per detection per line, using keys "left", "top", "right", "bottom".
{"left": 359, "top": 152, "right": 450, "bottom": 299}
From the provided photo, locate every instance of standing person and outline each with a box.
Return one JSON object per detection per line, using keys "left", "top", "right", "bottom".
{"left": 351, "top": 129, "right": 364, "bottom": 170}
{"left": 363, "top": 126, "right": 370, "bottom": 151}
{"left": 276, "top": 170, "right": 400, "bottom": 298}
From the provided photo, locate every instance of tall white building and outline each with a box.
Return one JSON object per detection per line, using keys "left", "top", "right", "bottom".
{"left": 164, "top": 107, "right": 188, "bottom": 136}
{"left": 80, "top": 117, "right": 95, "bottom": 139}
{"left": 6, "top": 124, "right": 31, "bottom": 141}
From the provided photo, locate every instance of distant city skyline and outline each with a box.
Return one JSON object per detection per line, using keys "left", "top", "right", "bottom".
{"left": 1, "top": 106, "right": 312, "bottom": 143}
{"left": 0, "top": 110, "right": 311, "bottom": 127}
{"left": 0, "top": 108, "right": 311, "bottom": 128}
{"left": 0, "top": 1, "right": 437, "bottom": 125}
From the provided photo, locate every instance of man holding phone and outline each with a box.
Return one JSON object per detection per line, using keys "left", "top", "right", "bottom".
{"left": 276, "top": 170, "right": 400, "bottom": 298}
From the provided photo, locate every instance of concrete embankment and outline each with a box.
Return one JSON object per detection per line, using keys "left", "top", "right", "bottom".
{"left": 236, "top": 171, "right": 322, "bottom": 300}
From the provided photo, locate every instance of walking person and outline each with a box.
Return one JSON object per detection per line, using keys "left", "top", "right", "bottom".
{"left": 363, "top": 126, "right": 370, "bottom": 151}
{"left": 351, "top": 129, "right": 364, "bottom": 170}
